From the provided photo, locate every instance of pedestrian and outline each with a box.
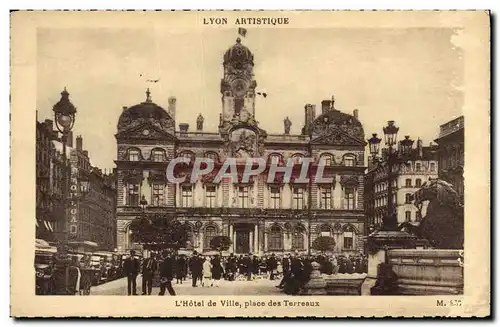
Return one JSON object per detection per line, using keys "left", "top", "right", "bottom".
{"left": 345, "top": 255, "right": 354, "bottom": 274}
{"left": 211, "top": 254, "right": 224, "bottom": 287}
{"left": 202, "top": 257, "right": 213, "bottom": 287}
{"left": 158, "top": 251, "right": 176, "bottom": 296}
{"left": 176, "top": 254, "right": 187, "bottom": 284}
{"left": 227, "top": 253, "right": 237, "bottom": 281}
{"left": 243, "top": 253, "right": 253, "bottom": 281}
{"left": 277, "top": 253, "right": 290, "bottom": 289}
{"left": 267, "top": 253, "right": 278, "bottom": 280}
{"left": 141, "top": 253, "right": 157, "bottom": 295}
{"left": 189, "top": 251, "right": 203, "bottom": 287}
{"left": 123, "top": 250, "right": 140, "bottom": 296}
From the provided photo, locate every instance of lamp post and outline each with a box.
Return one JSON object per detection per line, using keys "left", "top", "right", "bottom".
{"left": 53, "top": 88, "right": 77, "bottom": 252}
{"left": 362, "top": 120, "right": 417, "bottom": 295}
{"left": 367, "top": 121, "right": 414, "bottom": 231}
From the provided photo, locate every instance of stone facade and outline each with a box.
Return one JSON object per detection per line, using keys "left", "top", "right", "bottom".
{"left": 365, "top": 140, "right": 438, "bottom": 229}
{"left": 115, "top": 38, "right": 366, "bottom": 255}
{"left": 434, "top": 116, "right": 464, "bottom": 202}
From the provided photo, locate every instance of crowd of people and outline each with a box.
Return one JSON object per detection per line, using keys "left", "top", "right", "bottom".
{"left": 122, "top": 249, "right": 368, "bottom": 296}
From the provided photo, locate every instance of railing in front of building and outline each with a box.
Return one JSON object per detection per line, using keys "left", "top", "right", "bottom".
{"left": 116, "top": 206, "right": 364, "bottom": 218}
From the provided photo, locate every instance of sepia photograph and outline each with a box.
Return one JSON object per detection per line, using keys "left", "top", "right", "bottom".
{"left": 11, "top": 10, "right": 490, "bottom": 317}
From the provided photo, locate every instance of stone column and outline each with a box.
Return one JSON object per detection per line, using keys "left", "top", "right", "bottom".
{"left": 233, "top": 230, "right": 237, "bottom": 254}
{"left": 249, "top": 230, "right": 254, "bottom": 253}
{"left": 199, "top": 231, "right": 204, "bottom": 252}
{"left": 264, "top": 232, "right": 268, "bottom": 252}
{"left": 254, "top": 225, "right": 259, "bottom": 255}
{"left": 229, "top": 224, "right": 234, "bottom": 252}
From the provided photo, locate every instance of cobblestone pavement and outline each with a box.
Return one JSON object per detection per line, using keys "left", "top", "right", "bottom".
{"left": 90, "top": 275, "right": 284, "bottom": 296}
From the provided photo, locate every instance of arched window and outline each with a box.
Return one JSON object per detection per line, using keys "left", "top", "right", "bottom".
{"left": 319, "top": 153, "right": 333, "bottom": 166}
{"left": 205, "top": 151, "right": 219, "bottom": 163}
{"left": 405, "top": 193, "right": 413, "bottom": 204}
{"left": 268, "top": 226, "right": 283, "bottom": 251}
{"left": 343, "top": 225, "right": 356, "bottom": 250}
{"left": 291, "top": 153, "right": 304, "bottom": 164}
{"left": 343, "top": 154, "right": 355, "bottom": 167}
{"left": 292, "top": 226, "right": 305, "bottom": 250}
{"left": 415, "top": 178, "right": 422, "bottom": 188}
{"left": 178, "top": 151, "right": 195, "bottom": 161}
{"left": 128, "top": 149, "right": 140, "bottom": 162}
{"left": 204, "top": 226, "right": 217, "bottom": 250}
{"left": 320, "top": 224, "right": 331, "bottom": 237}
{"left": 269, "top": 153, "right": 283, "bottom": 166}
{"left": 151, "top": 149, "right": 165, "bottom": 162}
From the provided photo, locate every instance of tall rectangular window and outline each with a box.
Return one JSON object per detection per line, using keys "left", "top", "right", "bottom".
{"left": 345, "top": 188, "right": 355, "bottom": 209}
{"left": 320, "top": 187, "right": 332, "bottom": 209}
{"left": 238, "top": 186, "right": 249, "bottom": 208}
{"left": 292, "top": 187, "right": 304, "bottom": 209}
{"left": 181, "top": 185, "right": 192, "bottom": 207}
{"left": 152, "top": 183, "right": 164, "bottom": 206}
{"left": 206, "top": 185, "right": 216, "bottom": 208}
{"left": 344, "top": 157, "right": 355, "bottom": 167}
{"left": 270, "top": 187, "right": 281, "bottom": 209}
{"left": 127, "top": 183, "right": 139, "bottom": 206}
{"left": 405, "top": 179, "right": 412, "bottom": 187}
{"left": 405, "top": 211, "right": 412, "bottom": 222}
{"left": 343, "top": 232, "right": 353, "bottom": 249}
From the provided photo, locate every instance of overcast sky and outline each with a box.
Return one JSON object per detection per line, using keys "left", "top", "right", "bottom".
{"left": 36, "top": 27, "right": 463, "bottom": 170}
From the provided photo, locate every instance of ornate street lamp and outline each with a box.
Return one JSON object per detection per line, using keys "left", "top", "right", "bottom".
{"left": 368, "top": 121, "right": 414, "bottom": 231}
{"left": 52, "top": 88, "right": 77, "bottom": 252}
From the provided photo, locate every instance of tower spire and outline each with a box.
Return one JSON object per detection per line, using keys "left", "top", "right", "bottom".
{"left": 145, "top": 88, "right": 152, "bottom": 102}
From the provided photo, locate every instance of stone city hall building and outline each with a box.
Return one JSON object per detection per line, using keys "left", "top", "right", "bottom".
{"left": 115, "top": 38, "right": 367, "bottom": 255}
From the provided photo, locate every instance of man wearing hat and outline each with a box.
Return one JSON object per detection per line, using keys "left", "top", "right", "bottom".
{"left": 189, "top": 251, "right": 203, "bottom": 287}
{"left": 123, "top": 250, "right": 140, "bottom": 295}
{"left": 158, "top": 250, "right": 176, "bottom": 296}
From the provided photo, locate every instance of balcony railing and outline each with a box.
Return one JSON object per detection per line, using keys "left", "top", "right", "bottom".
{"left": 116, "top": 206, "right": 364, "bottom": 218}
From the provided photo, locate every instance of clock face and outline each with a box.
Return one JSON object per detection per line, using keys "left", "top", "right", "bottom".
{"left": 231, "top": 79, "right": 247, "bottom": 97}
{"left": 142, "top": 129, "right": 150, "bottom": 136}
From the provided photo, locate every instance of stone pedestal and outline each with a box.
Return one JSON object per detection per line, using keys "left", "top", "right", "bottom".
{"left": 301, "top": 261, "right": 327, "bottom": 295}
{"left": 361, "top": 230, "right": 417, "bottom": 295}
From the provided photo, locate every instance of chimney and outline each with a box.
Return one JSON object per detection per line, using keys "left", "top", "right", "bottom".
{"left": 83, "top": 150, "right": 89, "bottom": 157}
{"left": 304, "top": 104, "right": 316, "bottom": 133}
{"left": 76, "top": 135, "right": 83, "bottom": 151}
{"left": 321, "top": 100, "right": 332, "bottom": 114}
{"left": 44, "top": 119, "right": 53, "bottom": 132}
{"left": 417, "top": 138, "right": 423, "bottom": 158}
{"left": 168, "top": 96, "right": 177, "bottom": 120}
{"left": 122, "top": 106, "right": 128, "bottom": 111}
{"left": 353, "top": 109, "right": 359, "bottom": 120}
{"left": 66, "top": 131, "right": 73, "bottom": 148}
{"left": 179, "top": 123, "right": 189, "bottom": 136}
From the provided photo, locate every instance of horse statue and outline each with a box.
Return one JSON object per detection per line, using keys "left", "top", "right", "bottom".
{"left": 411, "top": 178, "right": 464, "bottom": 249}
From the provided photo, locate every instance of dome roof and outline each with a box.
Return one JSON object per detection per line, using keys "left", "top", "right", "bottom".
{"left": 117, "top": 89, "right": 174, "bottom": 133}
{"left": 223, "top": 38, "right": 254, "bottom": 65}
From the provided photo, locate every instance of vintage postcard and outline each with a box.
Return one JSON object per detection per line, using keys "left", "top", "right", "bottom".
{"left": 11, "top": 10, "right": 490, "bottom": 317}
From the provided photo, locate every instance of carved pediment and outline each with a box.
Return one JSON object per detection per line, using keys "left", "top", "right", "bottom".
{"left": 116, "top": 123, "right": 176, "bottom": 141}
{"left": 147, "top": 171, "right": 167, "bottom": 184}
{"left": 122, "top": 169, "right": 143, "bottom": 183}
{"left": 311, "top": 128, "right": 365, "bottom": 146}
{"left": 340, "top": 175, "right": 359, "bottom": 187}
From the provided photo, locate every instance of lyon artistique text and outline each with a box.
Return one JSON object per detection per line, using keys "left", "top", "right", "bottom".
{"left": 203, "top": 17, "right": 290, "bottom": 25}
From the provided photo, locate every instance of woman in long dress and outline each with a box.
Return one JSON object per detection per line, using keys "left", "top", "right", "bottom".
{"left": 202, "top": 257, "right": 213, "bottom": 287}
{"left": 211, "top": 255, "right": 224, "bottom": 287}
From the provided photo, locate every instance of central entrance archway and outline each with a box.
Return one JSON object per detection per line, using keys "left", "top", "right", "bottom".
{"left": 234, "top": 223, "right": 253, "bottom": 254}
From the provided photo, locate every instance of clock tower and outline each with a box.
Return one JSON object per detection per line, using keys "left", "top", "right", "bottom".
{"left": 220, "top": 37, "right": 257, "bottom": 128}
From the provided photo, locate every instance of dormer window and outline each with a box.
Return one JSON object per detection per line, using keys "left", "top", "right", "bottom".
{"left": 129, "top": 149, "right": 140, "bottom": 162}
{"left": 320, "top": 153, "right": 333, "bottom": 166}
{"left": 344, "top": 155, "right": 355, "bottom": 167}
{"left": 152, "top": 149, "right": 165, "bottom": 162}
